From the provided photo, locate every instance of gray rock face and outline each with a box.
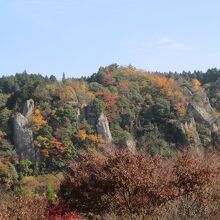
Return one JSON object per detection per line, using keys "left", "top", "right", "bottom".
{"left": 13, "top": 113, "right": 35, "bottom": 161}
{"left": 67, "top": 100, "right": 78, "bottom": 107}
{"left": 22, "top": 99, "right": 34, "bottom": 118}
{"left": 179, "top": 82, "right": 218, "bottom": 137}
{"left": 96, "top": 113, "right": 112, "bottom": 144}
{"left": 79, "top": 104, "right": 113, "bottom": 145}
{"left": 188, "top": 104, "right": 218, "bottom": 132}
{"left": 125, "top": 139, "right": 136, "bottom": 154}
{"left": 76, "top": 108, "right": 81, "bottom": 118}
{"left": 180, "top": 117, "right": 201, "bottom": 147}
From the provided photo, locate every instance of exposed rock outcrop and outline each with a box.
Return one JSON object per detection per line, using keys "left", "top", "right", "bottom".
{"left": 22, "top": 99, "right": 34, "bottom": 118}
{"left": 188, "top": 103, "right": 218, "bottom": 132}
{"left": 125, "top": 138, "right": 136, "bottom": 154}
{"left": 179, "top": 117, "right": 201, "bottom": 147}
{"left": 13, "top": 99, "right": 36, "bottom": 161}
{"left": 67, "top": 100, "right": 78, "bottom": 107}
{"left": 96, "top": 113, "right": 112, "bottom": 144}
{"left": 78, "top": 103, "right": 113, "bottom": 145}
{"left": 177, "top": 82, "right": 219, "bottom": 148}
{"left": 13, "top": 113, "right": 35, "bottom": 161}
{"left": 79, "top": 103, "right": 113, "bottom": 145}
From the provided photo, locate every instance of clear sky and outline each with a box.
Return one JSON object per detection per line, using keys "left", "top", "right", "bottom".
{"left": 1, "top": 0, "right": 220, "bottom": 78}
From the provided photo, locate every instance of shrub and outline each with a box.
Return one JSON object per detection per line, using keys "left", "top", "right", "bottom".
{"left": 48, "top": 200, "right": 82, "bottom": 220}
{"left": 60, "top": 150, "right": 220, "bottom": 218}
{"left": 0, "top": 192, "right": 48, "bottom": 220}
{"left": 47, "top": 183, "right": 57, "bottom": 203}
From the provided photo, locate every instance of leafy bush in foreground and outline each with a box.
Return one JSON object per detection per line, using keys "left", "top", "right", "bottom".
{"left": 60, "top": 150, "right": 220, "bottom": 218}
{"left": 1, "top": 150, "right": 220, "bottom": 219}
{"left": 0, "top": 193, "right": 48, "bottom": 220}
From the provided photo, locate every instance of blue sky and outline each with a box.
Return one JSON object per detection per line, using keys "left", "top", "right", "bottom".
{"left": 1, "top": 0, "right": 220, "bottom": 78}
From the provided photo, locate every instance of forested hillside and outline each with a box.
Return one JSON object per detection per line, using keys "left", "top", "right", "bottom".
{"left": 1, "top": 65, "right": 220, "bottom": 219}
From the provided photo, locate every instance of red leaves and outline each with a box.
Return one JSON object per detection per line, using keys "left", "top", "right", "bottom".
{"left": 173, "top": 151, "right": 220, "bottom": 196}
{"left": 60, "top": 150, "right": 220, "bottom": 216}
{"left": 48, "top": 200, "right": 82, "bottom": 220}
{"left": 101, "top": 93, "right": 118, "bottom": 118}
{"left": 0, "top": 195, "right": 48, "bottom": 220}
{"left": 103, "top": 93, "right": 118, "bottom": 107}
{"left": 50, "top": 137, "right": 65, "bottom": 154}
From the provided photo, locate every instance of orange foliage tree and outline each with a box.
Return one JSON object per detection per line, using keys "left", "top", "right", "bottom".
{"left": 75, "top": 129, "right": 104, "bottom": 149}
{"left": 31, "top": 107, "right": 47, "bottom": 131}
{"left": 50, "top": 137, "right": 65, "bottom": 154}
{"left": 152, "top": 75, "right": 186, "bottom": 117}
{"left": 102, "top": 93, "right": 118, "bottom": 118}
{"left": 34, "top": 135, "right": 65, "bottom": 158}
{"left": 192, "top": 79, "right": 201, "bottom": 90}
{"left": 118, "top": 80, "right": 130, "bottom": 90}
{"left": 152, "top": 75, "right": 175, "bottom": 96}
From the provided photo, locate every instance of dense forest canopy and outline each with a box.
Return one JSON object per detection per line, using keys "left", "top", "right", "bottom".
{"left": 1, "top": 65, "right": 220, "bottom": 218}
{"left": 1, "top": 65, "right": 220, "bottom": 168}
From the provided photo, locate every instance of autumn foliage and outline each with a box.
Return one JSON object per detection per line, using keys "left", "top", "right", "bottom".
{"left": 48, "top": 200, "right": 82, "bottom": 220}
{"left": 50, "top": 137, "right": 65, "bottom": 154}
{"left": 75, "top": 129, "right": 104, "bottom": 149}
{"left": 31, "top": 107, "right": 47, "bottom": 131}
{"left": 192, "top": 79, "right": 201, "bottom": 90}
{"left": 60, "top": 150, "right": 220, "bottom": 218}
{"left": 1, "top": 150, "right": 220, "bottom": 219}
{"left": 0, "top": 194, "right": 48, "bottom": 220}
{"left": 0, "top": 194, "right": 82, "bottom": 220}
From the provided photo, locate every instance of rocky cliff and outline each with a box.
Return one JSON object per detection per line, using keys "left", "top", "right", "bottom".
{"left": 178, "top": 83, "right": 219, "bottom": 148}
{"left": 22, "top": 99, "right": 34, "bottom": 118}
{"left": 12, "top": 80, "right": 219, "bottom": 160}
{"left": 79, "top": 104, "right": 113, "bottom": 145}
{"left": 96, "top": 113, "right": 112, "bottom": 144}
{"left": 13, "top": 99, "right": 35, "bottom": 161}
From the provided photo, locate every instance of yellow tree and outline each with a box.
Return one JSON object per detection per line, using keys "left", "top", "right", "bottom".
{"left": 76, "top": 129, "right": 87, "bottom": 141}
{"left": 192, "top": 79, "right": 201, "bottom": 90}
{"left": 31, "top": 107, "right": 47, "bottom": 131}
